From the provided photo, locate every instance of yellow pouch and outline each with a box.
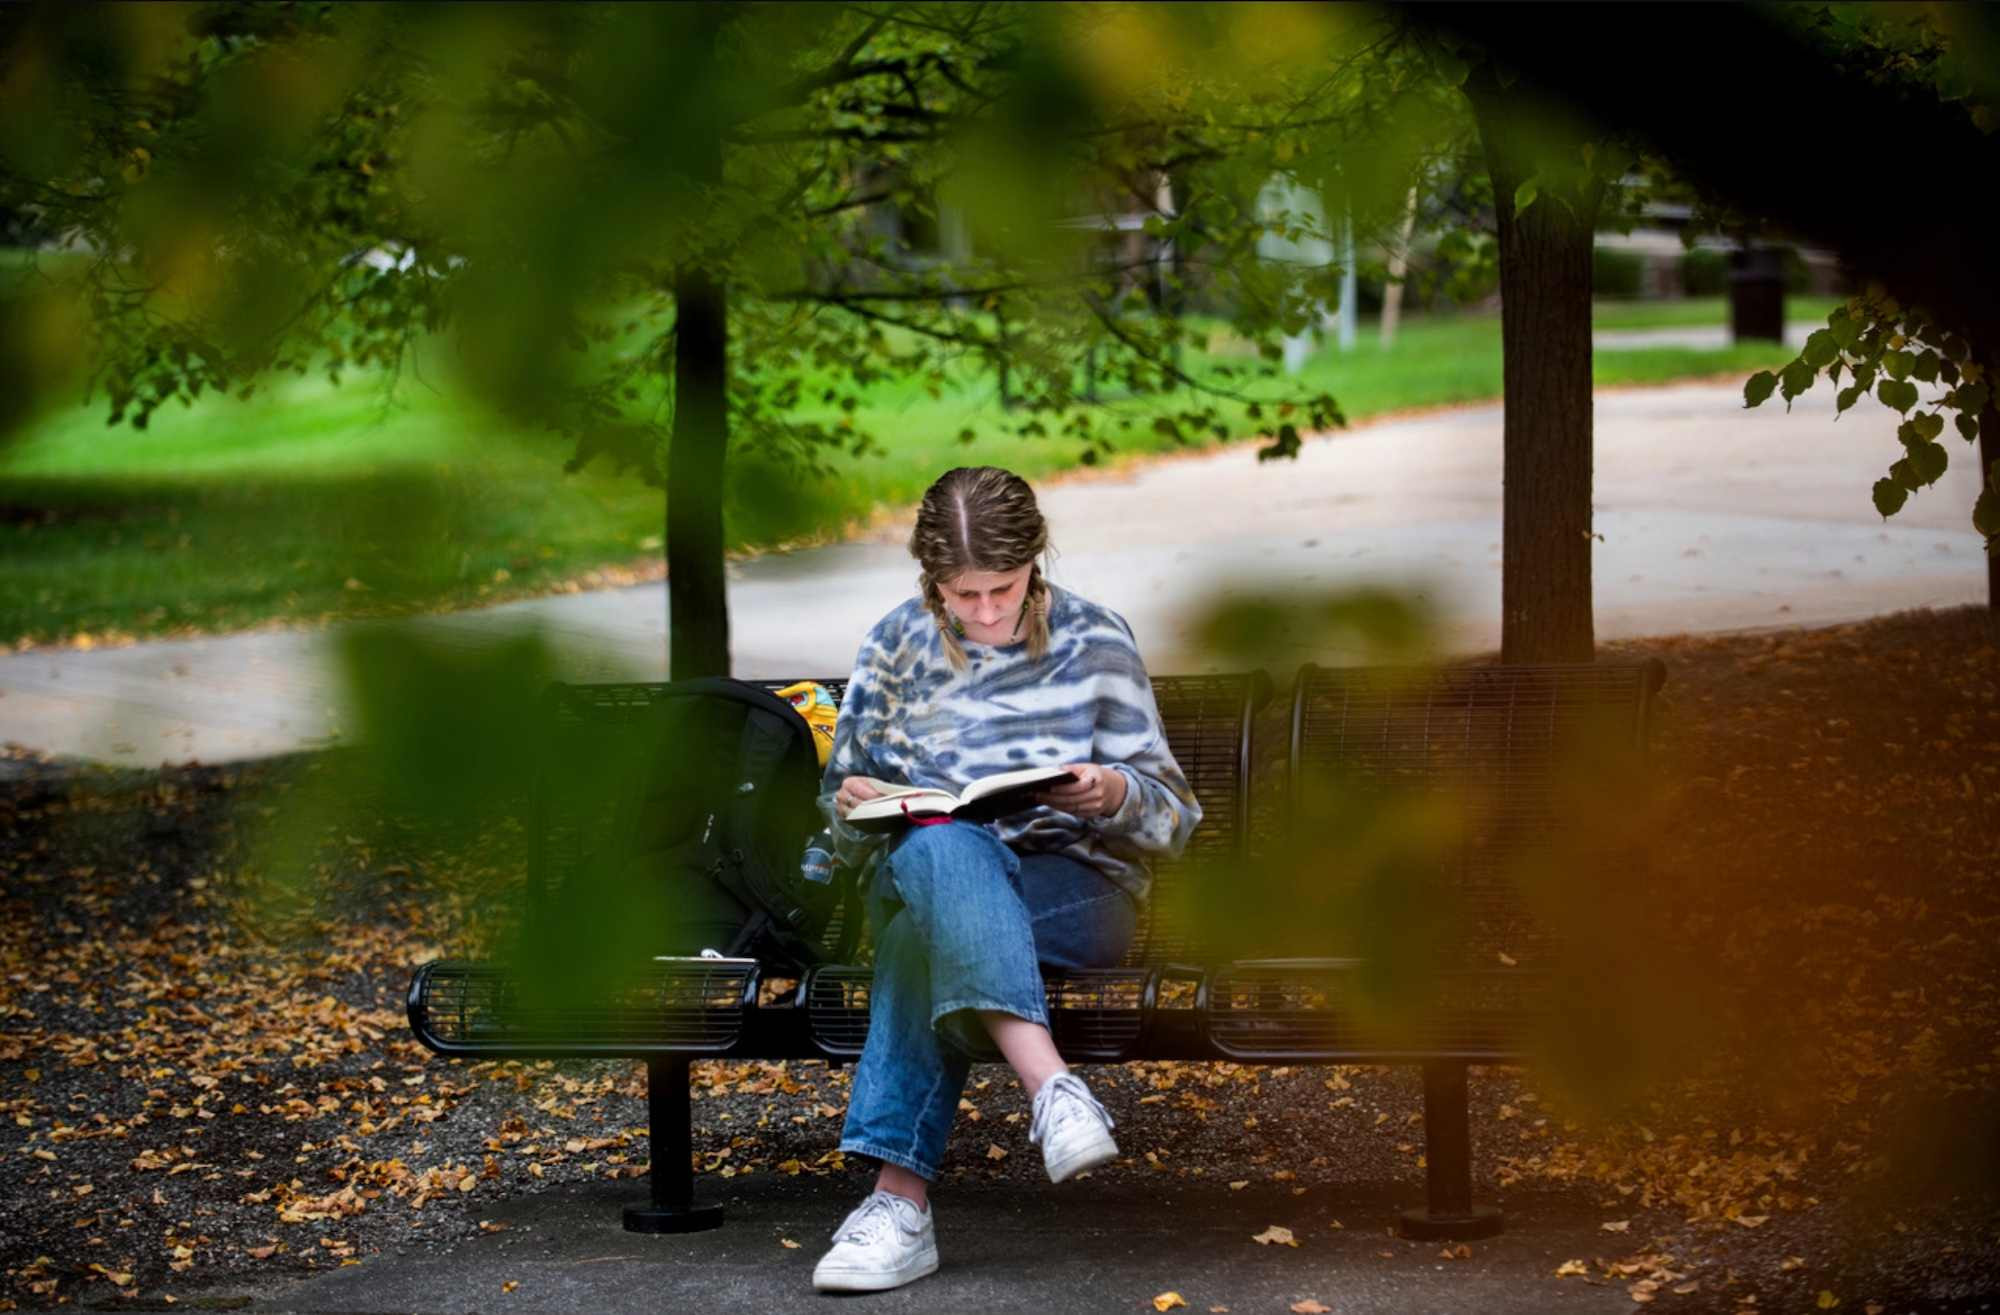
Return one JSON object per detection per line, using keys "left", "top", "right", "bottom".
{"left": 774, "top": 680, "right": 839, "bottom": 768}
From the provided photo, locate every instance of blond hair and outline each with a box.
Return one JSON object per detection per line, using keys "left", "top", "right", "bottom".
{"left": 910, "top": 466, "right": 1053, "bottom": 671}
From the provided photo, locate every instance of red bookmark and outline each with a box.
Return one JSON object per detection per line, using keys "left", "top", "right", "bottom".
{"left": 901, "top": 799, "right": 954, "bottom": 826}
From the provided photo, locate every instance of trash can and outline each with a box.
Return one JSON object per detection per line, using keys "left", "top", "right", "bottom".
{"left": 1729, "top": 244, "right": 1785, "bottom": 343}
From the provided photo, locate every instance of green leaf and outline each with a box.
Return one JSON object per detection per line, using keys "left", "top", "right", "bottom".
{"left": 1779, "top": 360, "right": 1816, "bottom": 408}
{"left": 1828, "top": 312, "right": 1863, "bottom": 350}
{"left": 1152, "top": 416, "right": 1185, "bottom": 443}
{"left": 1743, "top": 371, "right": 1778, "bottom": 408}
{"left": 1911, "top": 439, "right": 1949, "bottom": 486}
{"left": 1958, "top": 380, "right": 1990, "bottom": 413}
{"left": 1912, "top": 351, "right": 1940, "bottom": 384}
{"left": 1941, "top": 334, "right": 1969, "bottom": 362}
{"left": 1433, "top": 49, "right": 1470, "bottom": 87}
{"left": 1975, "top": 489, "right": 2000, "bottom": 538}
{"left": 1956, "top": 412, "right": 1981, "bottom": 442}
{"left": 1878, "top": 378, "right": 1919, "bottom": 413}
{"left": 1800, "top": 330, "right": 1839, "bottom": 369}
{"left": 1914, "top": 411, "right": 1945, "bottom": 442}
{"left": 1890, "top": 456, "right": 1923, "bottom": 492}
{"left": 1513, "top": 177, "right": 1539, "bottom": 216}
{"left": 1872, "top": 477, "right": 1908, "bottom": 518}
{"left": 1882, "top": 350, "right": 1916, "bottom": 381}
{"left": 1851, "top": 363, "right": 1877, "bottom": 390}
{"left": 1937, "top": 56, "right": 1974, "bottom": 103}
{"left": 1835, "top": 383, "right": 1863, "bottom": 415}
{"left": 1257, "top": 422, "right": 1302, "bottom": 463}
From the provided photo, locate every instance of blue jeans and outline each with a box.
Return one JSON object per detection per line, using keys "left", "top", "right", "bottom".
{"left": 837, "top": 822, "right": 1136, "bottom": 1181}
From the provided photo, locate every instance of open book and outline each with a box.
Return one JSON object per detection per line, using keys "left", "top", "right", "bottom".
{"left": 843, "top": 765, "right": 1076, "bottom": 833}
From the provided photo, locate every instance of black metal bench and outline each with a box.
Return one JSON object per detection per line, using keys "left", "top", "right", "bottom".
{"left": 408, "top": 661, "right": 1665, "bottom": 1239}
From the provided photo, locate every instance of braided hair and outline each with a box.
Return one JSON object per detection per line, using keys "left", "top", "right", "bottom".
{"left": 909, "top": 466, "right": 1053, "bottom": 672}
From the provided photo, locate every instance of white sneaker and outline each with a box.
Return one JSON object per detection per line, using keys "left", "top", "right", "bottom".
{"left": 1029, "top": 1070, "right": 1119, "bottom": 1183}
{"left": 811, "top": 1189, "right": 939, "bottom": 1293}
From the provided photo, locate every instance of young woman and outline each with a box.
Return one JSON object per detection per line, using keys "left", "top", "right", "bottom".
{"left": 811, "top": 465, "right": 1202, "bottom": 1293}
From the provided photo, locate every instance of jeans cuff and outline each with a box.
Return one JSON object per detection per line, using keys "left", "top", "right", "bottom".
{"left": 839, "top": 1139, "right": 938, "bottom": 1182}
{"left": 933, "top": 994, "right": 1050, "bottom": 1032}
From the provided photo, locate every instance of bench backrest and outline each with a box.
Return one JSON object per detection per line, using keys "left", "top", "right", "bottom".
{"left": 1272, "top": 659, "right": 1668, "bottom": 971}
{"left": 526, "top": 662, "right": 1663, "bottom": 972}
{"left": 527, "top": 674, "right": 1268, "bottom": 967}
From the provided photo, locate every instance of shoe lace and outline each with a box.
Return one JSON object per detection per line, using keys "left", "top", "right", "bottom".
{"left": 831, "top": 1191, "right": 916, "bottom": 1246}
{"left": 1029, "top": 1072, "right": 1114, "bottom": 1148}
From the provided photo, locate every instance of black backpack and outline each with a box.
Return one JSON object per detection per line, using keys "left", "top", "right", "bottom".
{"left": 616, "top": 678, "right": 857, "bottom": 974}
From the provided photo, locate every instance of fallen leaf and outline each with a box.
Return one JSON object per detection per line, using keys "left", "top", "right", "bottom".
{"left": 245, "top": 1245, "right": 277, "bottom": 1260}
{"left": 1153, "top": 1294, "right": 1186, "bottom": 1312}
{"left": 1253, "top": 1225, "right": 1299, "bottom": 1247}
{"left": 502, "top": 1280, "right": 518, "bottom": 1293}
{"left": 985, "top": 1144, "right": 1007, "bottom": 1161}
{"left": 1229, "top": 1180, "right": 1250, "bottom": 1191}
{"left": 1779, "top": 1257, "right": 1805, "bottom": 1273}
{"left": 1601, "top": 1220, "right": 1631, "bottom": 1233}
{"left": 1554, "top": 1259, "right": 1588, "bottom": 1277}
{"left": 780, "top": 1238, "right": 800, "bottom": 1250}
{"left": 1735, "top": 1215, "right": 1770, "bottom": 1229}
{"left": 1817, "top": 1294, "right": 1839, "bottom": 1310}
{"left": 1291, "top": 1302, "right": 1332, "bottom": 1314}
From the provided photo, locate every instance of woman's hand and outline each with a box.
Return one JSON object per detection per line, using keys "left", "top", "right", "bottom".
{"left": 832, "top": 776, "right": 884, "bottom": 821}
{"left": 1038, "top": 764, "right": 1128, "bottom": 820}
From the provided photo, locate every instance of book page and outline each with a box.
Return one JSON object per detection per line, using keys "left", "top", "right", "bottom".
{"left": 847, "top": 788, "right": 958, "bottom": 825}
{"left": 960, "top": 764, "right": 1075, "bottom": 804}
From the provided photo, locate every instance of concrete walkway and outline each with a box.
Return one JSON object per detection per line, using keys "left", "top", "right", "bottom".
{"left": 230, "top": 1177, "right": 1650, "bottom": 1315}
{"left": 1, "top": 380, "right": 1987, "bottom": 768}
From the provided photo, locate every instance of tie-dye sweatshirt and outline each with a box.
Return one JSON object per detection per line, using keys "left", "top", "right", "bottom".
{"left": 819, "top": 584, "right": 1202, "bottom": 902}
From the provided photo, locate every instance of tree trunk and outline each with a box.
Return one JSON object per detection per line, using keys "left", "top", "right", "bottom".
{"left": 668, "top": 265, "right": 730, "bottom": 680}
{"left": 666, "top": 4, "right": 731, "bottom": 680}
{"left": 1984, "top": 399, "right": 1999, "bottom": 613}
{"left": 1465, "top": 74, "right": 1603, "bottom": 665}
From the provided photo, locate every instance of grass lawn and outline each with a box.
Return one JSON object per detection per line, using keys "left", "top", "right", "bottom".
{"left": 0, "top": 308, "right": 1806, "bottom": 648}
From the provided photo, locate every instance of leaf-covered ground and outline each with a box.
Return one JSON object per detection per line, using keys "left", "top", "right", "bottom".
{"left": 3, "top": 606, "right": 1997, "bottom": 1311}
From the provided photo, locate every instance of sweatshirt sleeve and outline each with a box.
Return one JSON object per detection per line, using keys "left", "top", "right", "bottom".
{"left": 818, "top": 634, "right": 892, "bottom": 872}
{"left": 1087, "top": 623, "right": 1203, "bottom": 861}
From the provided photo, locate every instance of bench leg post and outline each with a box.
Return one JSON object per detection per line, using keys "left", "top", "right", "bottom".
{"left": 624, "top": 1057, "right": 724, "bottom": 1234}
{"left": 1398, "top": 1060, "right": 1502, "bottom": 1240}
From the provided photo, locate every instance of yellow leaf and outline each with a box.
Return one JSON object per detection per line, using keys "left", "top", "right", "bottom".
{"left": 1734, "top": 1214, "right": 1770, "bottom": 1228}
{"left": 1779, "top": 1257, "right": 1805, "bottom": 1272}
{"left": 985, "top": 1144, "right": 1007, "bottom": 1161}
{"left": 1554, "top": 1259, "right": 1588, "bottom": 1277}
{"left": 1228, "top": 1180, "right": 1250, "bottom": 1190}
{"left": 1291, "top": 1302, "right": 1332, "bottom": 1314}
{"left": 1252, "top": 1225, "right": 1298, "bottom": 1247}
{"left": 780, "top": 1238, "right": 800, "bottom": 1250}
{"left": 1497, "top": 951, "right": 1518, "bottom": 966}
{"left": 1817, "top": 1294, "right": 1839, "bottom": 1310}
{"left": 502, "top": 1280, "right": 518, "bottom": 1293}
{"left": 1153, "top": 1294, "right": 1187, "bottom": 1312}
{"left": 1600, "top": 1220, "right": 1630, "bottom": 1232}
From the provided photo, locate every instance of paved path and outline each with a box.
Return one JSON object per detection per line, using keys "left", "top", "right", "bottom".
{"left": 1, "top": 381, "right": 1987, "bottom": 767}
{"left": 227, "top": 1177, "right": 1647, "bottom": 1315}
